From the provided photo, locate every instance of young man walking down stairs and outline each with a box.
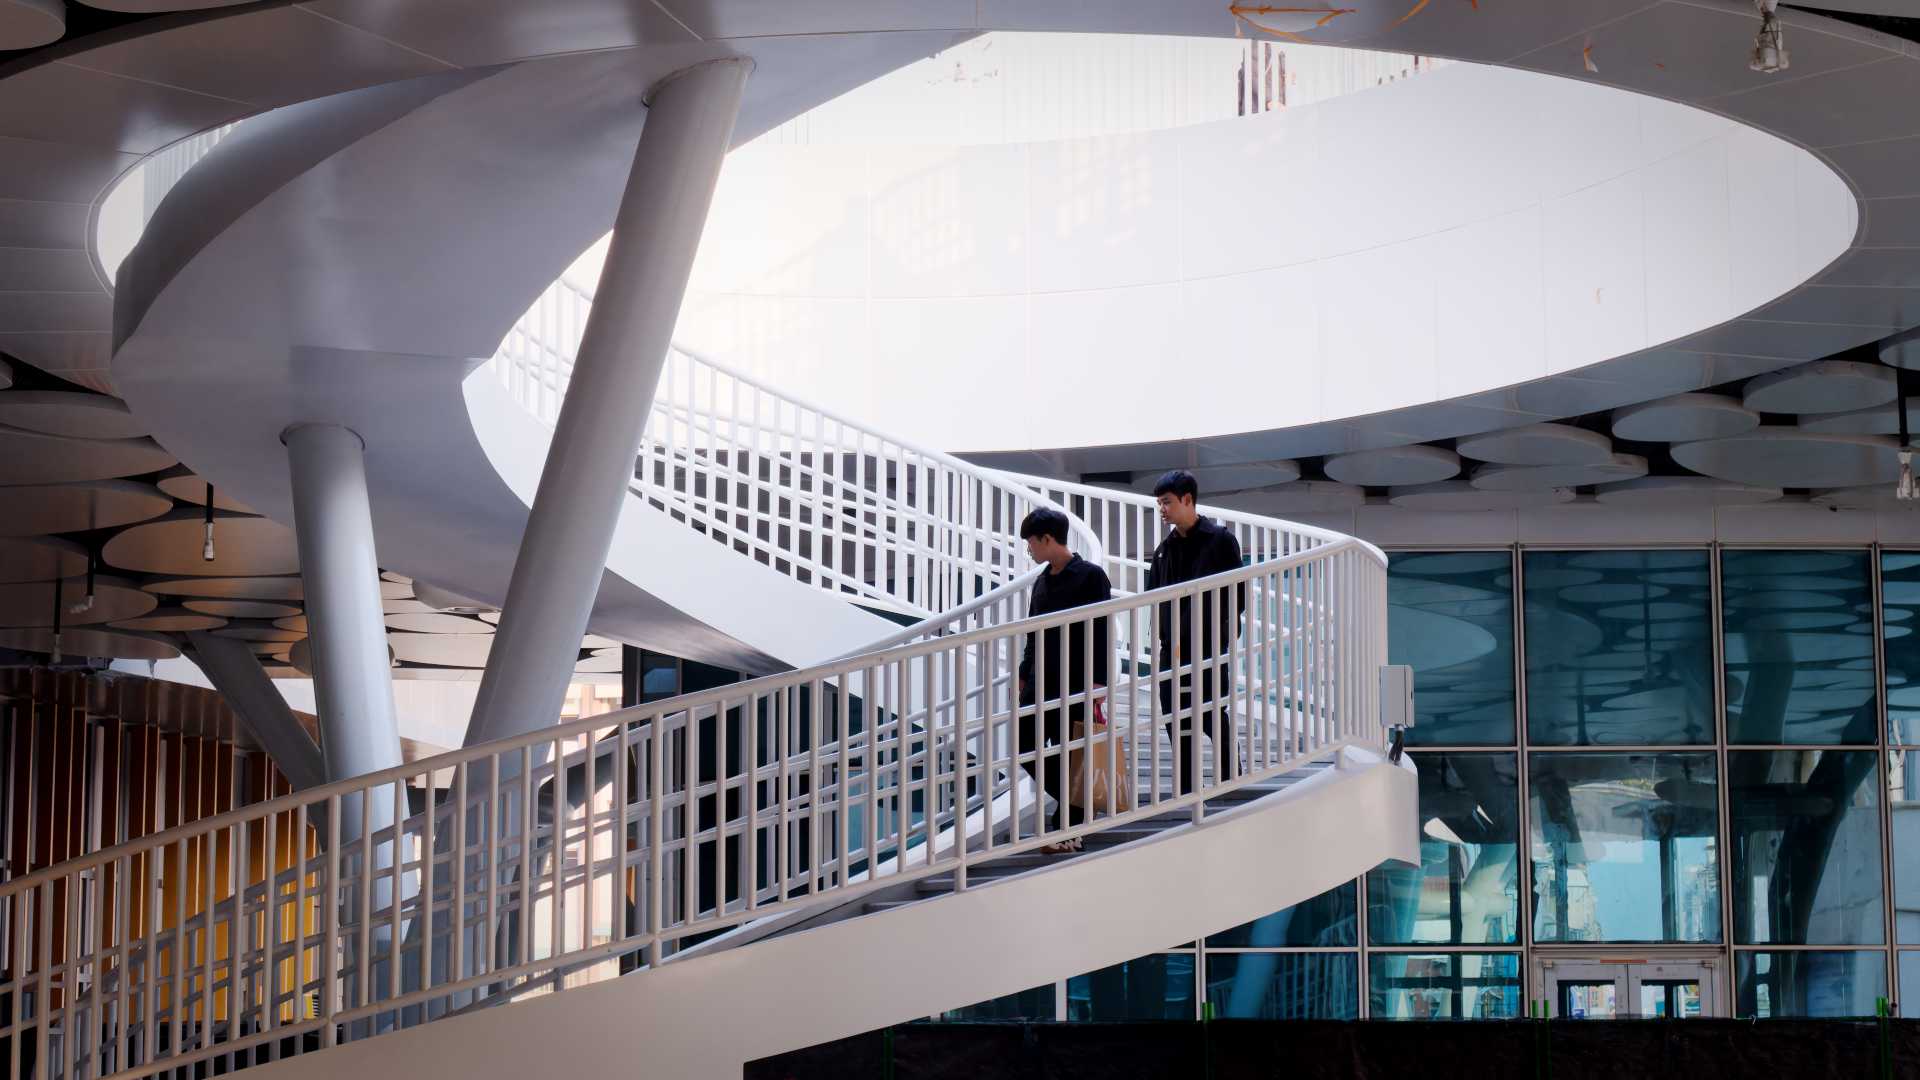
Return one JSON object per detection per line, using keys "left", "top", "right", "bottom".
{"left": 1016, "top": 507, "right": 1113, "bottom": 854}
{"left": 1147, "top": 470, "right": 1245, "bottom": 795}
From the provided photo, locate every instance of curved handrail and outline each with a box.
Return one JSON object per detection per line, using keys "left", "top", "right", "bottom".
{"left": 0, "top": 537, "right": 1386, "bottom": 1080}
{"left": 489, "top": 276, "right": 1103, "bottom": 628}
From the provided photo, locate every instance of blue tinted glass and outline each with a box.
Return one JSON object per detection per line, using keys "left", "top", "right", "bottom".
{"left": 1367, "top": 952, "right": 1522, "bottom": 1019}
{"left": 1528, "top": 752, "right": 1721, "bottom": 943}
{"left": 1205, "top": 953, "right": 1358, "bottom": 1019}
{"left": 1735, "top": 951, "right": 1886, "bottom": 1018}
{"left": 1730, "top": 750, "right": 1884, "bottom": 945}
{"left": 1902, "top": 954, "right": 1920, "bottom": 1016}
{"left": 1388, "top": 552, "right": 1515, "bottom": 746}
{"left": 1066, "top": 954, "right": 1195, "bottom": 1021}
{"left": 1722, "top": 550, "right": 1876, "bottom": 745}
{"left": 1368, "top": 752, "right": 1519, "bottom": 945}
{"left": 640, "top": 651, "right": 679, "bottom": 702}
{"left": 1209, "top": 882, "right": 1356, "bottom": 948}
{"left": 934, "top": 985, "right": 1055, "bottom": 1022}
{"left": 682, "top": 659, "right": 739, "bottom": 694}
{"left": 1523, "top": 551, "right": 1713, "bottom": 746}
{"left": 1894, "top": 752, "right": 1920, "bottom": 944}
{"left": 1884, "top": 553, "right": 1920, "bottom": 744}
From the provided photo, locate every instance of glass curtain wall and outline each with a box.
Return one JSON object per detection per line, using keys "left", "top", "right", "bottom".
{"left": 923, "top": 546, "right": 1907, "bottom": 1022}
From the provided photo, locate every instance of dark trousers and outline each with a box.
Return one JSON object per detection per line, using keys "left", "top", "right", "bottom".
{"left": 1019, "top": 701, "right": 1087, "bottom": 829}
{"left": 1160, "top": 663, "right": 1234, "bottom": 796}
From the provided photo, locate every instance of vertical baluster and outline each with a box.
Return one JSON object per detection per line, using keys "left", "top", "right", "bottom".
{"left": 648, "top": 713, "right": 664, "bottom": 954}
{"left": 112, "top": 853, "right": 131, "bottom": 1074}
{"left": 548, "top": 740, "right": 563, "bottom": 960}
{"left": 611, "top": 720, "right": 629, "bottom": 952}
{"left": 451, "top": 763, "right": 467, "bottom": 997}
{"left": 264, "top": 803, "right": 280, "bottom": 1037}
{"left": 682, "top": 709, "right": 697, "bottom": 935}
{"left": 581, "top": 730, "right": 596, "bottom": 962}
{"left": 517, "top": 746, "right": 533, "bottom": 976}
{"left": 485, "top": 761, "right": 499, "bottom": 982}
{"left": 322, "top": 796, "right": 340, "bottom": 1049}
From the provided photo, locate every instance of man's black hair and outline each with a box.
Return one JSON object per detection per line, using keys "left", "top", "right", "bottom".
{"left": 1152, "top": 469, "right": 1199, "bottom": 502}
{"left": 1019, "top": 507, "right": 1071, "bottom": 544}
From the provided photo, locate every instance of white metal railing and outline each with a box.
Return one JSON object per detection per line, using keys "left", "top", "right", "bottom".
{"left": 0, "top": 539, "right": 1386, "bottom": 1080}
{"left": 491, "top": 280, "right": 1101, "bottom": 625}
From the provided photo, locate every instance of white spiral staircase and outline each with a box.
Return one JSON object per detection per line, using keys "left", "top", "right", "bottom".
{"left": 0, "top": 284, "right": 1414, "bottom": 1080}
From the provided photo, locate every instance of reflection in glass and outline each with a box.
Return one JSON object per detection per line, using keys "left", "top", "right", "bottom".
{"left": 1388, "top": 552, "right": 1515, "bottom": 746}
{"left": 1524, "top": 551, "right": 1713, "bottom": 745}
{"left": 1895, "top": 752, "right": 1920, "bottom": 944}
{"left": 1528, "top": 752, "right": 1721, "bottom": 943}
{"left": 1067, "top": 954, "right": 1195, "bottom": 1021}
{"left": 1559, "top": 981, "right": 1618, "bottom": 1019}
{"left": 1367, "top": 953, "right": 1522, "bottom": 1019}
{"left": 1735, "top": 951, "right": 1886, "bottom": 1018}
{"left": 1722, "top": 550, "right": 1876, "bottom": 745}
{"left": 1901, "top": 953, "right": 1920, "bottom": 1017}
{"left": 1884, "top": 553, "right": 1920, "bottom": 744}
{"left": 1368, "top": 753, "right": 1519, "bottom": 945}
{"left": 1204, "top": 953, "right": 1358, "bottom": 1019}
{"left": 1639, "top": 980, "right": 1702, "bottom": 1019}
{"left": 1730, "top": 750, "right": 1884, "bottom": 945}
{"left": 640, "top": 650, "right": 679, "bottom": 702}
{"left": 1209, "top": 882, "right": 1355, "bottom": 948}
{"left": 935, "top": 985, "right": 1056, "bottom": 1022}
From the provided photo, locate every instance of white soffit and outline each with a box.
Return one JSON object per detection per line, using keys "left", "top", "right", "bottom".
{"left": 1217, "top": 481, "right": 1366, "bottom": 515}
{"left": 1469, "top": 454, "right": 1647, "bottom": 492}
{"left": 0, "top": 575, "right": 154, "bottom": 627}
{"left": 1671, "top": 428, "right": 1900, "bottom": 488}
{"left": 0, "top": 626, "right": 179, "bottom": 661}
{"left": 112, "top": 607, "right": 228, "bottom": 632}
{"left": 0, "top": 534, "right": 88, "bottom": 583}
{"left": 1741, "top": 360, "right": 1897, "bottom": 414}
{"left": 1610, "top": 393, "right": 1758, "bottom": 443}
{"left": 1455, "top": 423, "right": 1612, "bottom": 466}
{"left": 1594, "top": 475, "right": 1783, "bottom": 507}
{"left": 0, "top": 480, "right": 172, "bottom": 536}
{"left": 0, "top": 391, "right": 145, "bottom": 439}
{"left": 104, "top": 512, "right": 299, "bottom": 576}
{"left": 1799, "top": 397, "right": 1920, "bottom": 436}
{"left": 155, "top": 469, "right": 259, "bottom": 513}
{"left": 0, "top": 0, "right": 63, "bottom": 51}
{"left": 143, "top": 575, "right": 303, "bottom": 600}
{"left": 1322, "top": 445, "right": 1459, "bottom": 486}
{"left": 1387, "top": 481, "right": 1576, "bottom": 511}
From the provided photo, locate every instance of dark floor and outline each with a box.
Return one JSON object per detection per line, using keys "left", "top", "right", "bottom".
{"left": 748, "top": 1018, "right": 1920, "bottom": 1080}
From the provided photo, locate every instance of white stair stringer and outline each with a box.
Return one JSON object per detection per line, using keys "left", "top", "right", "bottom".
{"left": 251, "top": 748, "right": 1416, "bottom": 1080}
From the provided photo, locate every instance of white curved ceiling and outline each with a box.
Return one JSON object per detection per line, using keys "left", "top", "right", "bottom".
{"left": 1, "top": 0, "right": 1920, "bottom": 658}
{"left": 677, "top": 60, "right": 1857, "bottom": 452}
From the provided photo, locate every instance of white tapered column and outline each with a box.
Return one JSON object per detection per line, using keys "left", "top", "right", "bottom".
{"left": 284, "top": 422, "right": 404, "bottom": 842}
{"left": 465, "top": 57, "right": 751, "bottom": 747}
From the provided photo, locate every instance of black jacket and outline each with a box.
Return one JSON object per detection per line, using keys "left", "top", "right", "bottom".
{"left": 1145, "top": 517, "right": 1245, "bottom": 689}
{"left": 1018, "top": 555, "right": 1113, "bottom": 706}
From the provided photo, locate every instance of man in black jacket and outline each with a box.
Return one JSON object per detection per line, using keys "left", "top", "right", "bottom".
{"left": 1145, "top": 470, "right": 1244, "bottom": 795}
{"left": 1016, "top": 507, "right": 1112, "bottom": 852}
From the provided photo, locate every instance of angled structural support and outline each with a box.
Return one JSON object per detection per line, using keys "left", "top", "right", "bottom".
{"left": 185, "top": 630, "right": 326, "bottom": 791}
{"left": 466, "top": 57, "right": 752, "bottom": 747}
{"left": 284, "top": 422, "right": 405, "bottom": 839}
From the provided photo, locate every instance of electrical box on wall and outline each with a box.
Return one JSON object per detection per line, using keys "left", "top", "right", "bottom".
{"left": 1380, "top": 665, "right": 1414, "bottom": 729}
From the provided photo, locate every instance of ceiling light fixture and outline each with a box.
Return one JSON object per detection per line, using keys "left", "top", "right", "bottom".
{"left": 1899, "top": 368, "right": 1916, "bottom": 501}
{"left": 50, "top": 575, "right": 62, "bottom": 664}
{"left": 67, "top": 550, "right": 95, "bottom": 614}
{"left": 1750, "top": 0, "right": 1788, "bottom": 74}
{"left": 202, "top": 485, "right": 217, "bottom": 561}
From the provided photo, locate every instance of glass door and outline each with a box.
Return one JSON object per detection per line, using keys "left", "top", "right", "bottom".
{"left": 1536, "top": 958, "right": 1719, "bottom": 1018}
